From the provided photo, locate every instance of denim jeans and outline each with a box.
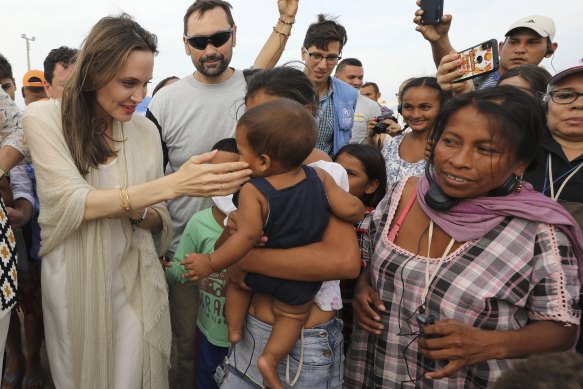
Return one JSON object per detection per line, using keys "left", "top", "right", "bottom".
{"left": 215, "top": 315, "right": 344, "bottom": 388}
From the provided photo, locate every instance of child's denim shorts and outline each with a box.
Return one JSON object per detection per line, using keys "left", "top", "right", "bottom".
{"left": 215, "top": 314, "right": 344, "bottom": 388}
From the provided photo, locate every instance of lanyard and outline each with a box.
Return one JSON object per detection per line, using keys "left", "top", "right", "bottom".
{"left": 543, "top": 153, "right": 583, "bottom": 200}
{"left": 421, "top": 220, "right": 455, "bottom": 311}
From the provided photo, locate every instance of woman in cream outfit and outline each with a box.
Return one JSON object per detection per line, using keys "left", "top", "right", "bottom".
{"left": 22, "top": 14, "right": 250, "bottom": 389}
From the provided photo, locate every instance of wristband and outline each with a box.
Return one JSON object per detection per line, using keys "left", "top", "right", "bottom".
{"left": 131, "top": 207, "right": 148, "bottom": 225}
{"left": 273, "top": 26, "right": 291, "bottom": 37}
{"left": 278, "top": 18, "right": 295, "bottom": 25}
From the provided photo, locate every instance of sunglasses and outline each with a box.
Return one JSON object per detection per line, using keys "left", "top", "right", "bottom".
{"left": 185, "top": 29, "right": 233, "bottom": 50}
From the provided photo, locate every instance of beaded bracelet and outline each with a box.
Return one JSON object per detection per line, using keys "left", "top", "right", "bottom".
{"left": 131, "top": 207, "right": 148, "bottom": 225}
{"left": 278, "top": 18, "right": 295, "bottom": 25}
{"left": 273, "top": 26, "right": 291, "bottom": 37}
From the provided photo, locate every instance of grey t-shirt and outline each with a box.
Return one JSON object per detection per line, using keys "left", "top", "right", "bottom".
{"left": 149, "top": 69, "right": 247, "bottom": 250}
{"left": 349, "top": 93, "right": 381, "bottom": 145}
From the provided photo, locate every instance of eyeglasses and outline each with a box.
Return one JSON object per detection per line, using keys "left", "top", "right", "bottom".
{"left": 304, "top": 48, "right": 341, "bottom": 65}
{"left": 547, "top": 90, "right": 583, "bottom": 105}
{"left": 185, "top": 29, "right": 232, "bottom": 50}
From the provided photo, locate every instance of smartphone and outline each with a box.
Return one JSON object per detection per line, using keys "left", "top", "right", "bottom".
{"left": 416, "top": 313, "right": 435, "bottom": 337}
{"left": 452, "top": 39, "right": 500, "bottom": 83}
{"left": 420, "top": 0, "right": 444, "bottom": 25}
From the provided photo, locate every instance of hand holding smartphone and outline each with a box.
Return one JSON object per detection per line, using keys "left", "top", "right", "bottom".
{"left": 417, "top": 313, "right": 436, "bottom": 337}
{"left": 452, "top": 39, "right": 499, "bottom": 83}
{"left": 420, "top": 0, "right": 444, "bottom": 25}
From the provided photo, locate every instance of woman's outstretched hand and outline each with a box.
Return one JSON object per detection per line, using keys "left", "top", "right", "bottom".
{"left": 173, "top": 150, "right": 252, "bottom": 198}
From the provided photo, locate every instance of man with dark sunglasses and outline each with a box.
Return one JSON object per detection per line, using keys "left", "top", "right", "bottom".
{"left": 301, "top": 15, "right": 358, "bottom": 158}
{"left": 147, "top": 1, "right": 298, "bottom": 388}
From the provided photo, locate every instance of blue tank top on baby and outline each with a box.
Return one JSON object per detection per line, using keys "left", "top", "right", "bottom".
{"left": 244, "top": 165, "right": 330, "bottom": 305}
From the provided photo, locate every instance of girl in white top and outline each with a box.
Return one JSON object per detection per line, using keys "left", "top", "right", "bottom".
{"left": 381, "top": 77, "right": 449, "bottom": 188}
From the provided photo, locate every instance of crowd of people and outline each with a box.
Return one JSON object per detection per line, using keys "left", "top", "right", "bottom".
{"left": 1, "top": 0, "right": 582, "bottom": 388}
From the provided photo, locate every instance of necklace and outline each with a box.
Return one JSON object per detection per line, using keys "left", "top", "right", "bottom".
{"left": 543, "top": 153, "right": 583, "bottom": 200}
{"left": 421, "top": 220, "right": 455, "bottom": 311}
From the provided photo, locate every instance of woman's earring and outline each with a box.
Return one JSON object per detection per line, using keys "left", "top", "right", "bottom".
{"left": 515, "top": 176, "right": 523, "bottom": 193}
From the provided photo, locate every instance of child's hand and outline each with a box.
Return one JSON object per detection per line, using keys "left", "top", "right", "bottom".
{"left": 180, "top": 253, "right": 214, "bottom": 281}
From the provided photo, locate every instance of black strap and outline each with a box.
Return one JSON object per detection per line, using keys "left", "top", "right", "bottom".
{"left": 146, "top": 109, "right": 169, "bottom": 171}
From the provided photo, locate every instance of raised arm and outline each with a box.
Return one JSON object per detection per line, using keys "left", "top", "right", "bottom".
{"left": 413, "top": 0, "right": 455, "bottom": 68}
{"left": 253, "top": 0, "right": 299, "bottom": 69}
{"left": 316, "top": 168, "right": 365, "bottom": 224}
{"left": 237, "top": 214, "right": 361, "bottom": 281}
{"left": 22, "top": 102, "right": 252, "bottom": 224}
{"left": 83, "top": 154, "right": 250, "bottom": 221}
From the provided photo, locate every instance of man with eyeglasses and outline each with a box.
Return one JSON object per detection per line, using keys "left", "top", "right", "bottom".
{"left": 0, "top": 54, "right": 16, "bottom": 101}
{"left": 147, "top": 1, "right": 298, "bottom": 388}
{"left": 301, "top": 14, "right": 358, "bottom": 157}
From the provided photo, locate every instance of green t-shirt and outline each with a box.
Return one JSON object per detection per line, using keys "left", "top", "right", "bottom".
{"left": 166, "top": 207, "right": 229, "bottom": 347}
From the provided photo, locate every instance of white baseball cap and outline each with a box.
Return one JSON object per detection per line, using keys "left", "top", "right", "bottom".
{"left": 505, "top": 15, "right": 556, "bottom": 41}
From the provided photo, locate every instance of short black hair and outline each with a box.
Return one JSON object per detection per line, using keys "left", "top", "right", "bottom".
{"left": 336, "top": 58, "right": 362, "bottom": 74}
{"left": 303, "top": 14, "right": 347, "bottom": 52}
{"left": 362, "top": 82, "right": 380, "bottom": 94}
{"left": 212, "top": 137, "right": 239, "bottom": 154}
{"left": 44, "top": 46, "right": 78, "bottom": 84}
{"left": 0, "top": 53, "right": 13, "bottom": 80}
{"left": 183, "top": 0, "right": 235, "bottom": 35}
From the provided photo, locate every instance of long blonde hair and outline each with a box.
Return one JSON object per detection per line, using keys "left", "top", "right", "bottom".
{"left": 61, "top": 13, "right": 157, "bottom": 176}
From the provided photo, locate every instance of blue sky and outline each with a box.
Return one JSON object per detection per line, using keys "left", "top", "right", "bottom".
{"left": 1, "top": 0, "right": 581, "bottom": 108}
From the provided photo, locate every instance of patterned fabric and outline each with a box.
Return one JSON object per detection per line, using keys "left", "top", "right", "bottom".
{"left": 345, "top": 179, "right": 581, "bottom": 388}
{"left": 340, "top": 208, "right": 375, "bottom": 350}
{"left": 380, "top": 131, "right": 427, "bottom": 188}
{"left": 356, "top": 208, "right": 374, "bottom": 264}
{"left": 0, "top": 89, "right": 28, "bottom": 160}
{"left": 0, "top": 198, "right": 17, "bottom": 312}
{"left": 316, "top": 86, "right": 335, "bottom": 157}
{"left": 1, "top": 88, "right": 23, "bottom": 315}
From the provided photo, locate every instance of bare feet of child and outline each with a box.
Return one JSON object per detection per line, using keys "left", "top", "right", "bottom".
{"left": 257, "top": 354, "right": 283, "bottom": 389}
